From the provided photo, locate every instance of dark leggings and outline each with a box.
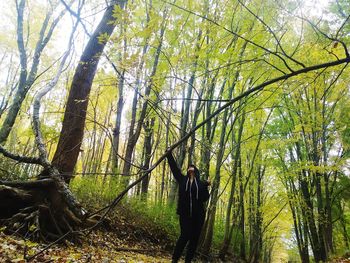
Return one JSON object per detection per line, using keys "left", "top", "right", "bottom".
{"left": 172, "top": 215, "right": 205, "bottom": 263}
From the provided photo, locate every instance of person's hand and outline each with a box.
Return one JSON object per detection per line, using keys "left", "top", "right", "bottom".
{"left": 165, "top": 147, "right": 172, "bottom": 156}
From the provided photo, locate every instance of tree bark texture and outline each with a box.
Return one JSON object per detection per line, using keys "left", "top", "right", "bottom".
{"left": 52, "top": 0, "right": 127, "bottom": 180}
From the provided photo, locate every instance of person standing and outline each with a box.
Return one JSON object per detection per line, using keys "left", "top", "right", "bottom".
{"left": 166, "top": 150, "right": 210, "bottom": 263}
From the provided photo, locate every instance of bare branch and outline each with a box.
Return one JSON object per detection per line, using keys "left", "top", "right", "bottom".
{"left": 11, "top": 1, "right": 29, "bottom": 140}
{"left": 60, "top": 0, "right": 91, "bottom": 36}
{"left": 304, "top": 17, "right": 350, "bottom": 58}
{"left": 0, "top": 144, "right": 42, "bottom": 165}
{"left": 27, "top": 1, "right": 71, "bottom": 86}
{"left": 336, "top": 14, "right": 350, "bottom": 40}
{"left": 0, "top": 178, "right": 54, "bottom": 188}
{"left": 91, "top": 55, "right": 350, "bottom": 217}
{"left": 162, "top": 0, "right": 300, "bottom": 72}
{"left": 237, "top": 0, "right": 306, "bottom": 68}
{"left": 15, "top": 0, "right": 28, "bottom": 77}
{"left": 281, "top": 5, "right": 350, "bottom": 60}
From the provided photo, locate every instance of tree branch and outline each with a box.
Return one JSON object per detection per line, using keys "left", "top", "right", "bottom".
{"left": 91, "top": 55, "right": 350, "bottom": 217}
{"left": 336, "top": 0, "right": 347, "bottom": 18}
{"left": 0, "top": 178, "right": 54, "bottom": 188}
{"left": 0, "top": 144, "right": 42, "bottom": 165}
{"left": 304, "top": 16, "right": 349, "bottom": 58}
{"left": 237, "top": 0, "right": 306, "bottom": 69}
{"left": 163, "top": 0, "right": 300, "bottom": 72}
{"left": 15, "top": 0, "right": 27, "bottom": 81}
{"left": 27, "top": 1, "right": 71, "bottom": 87}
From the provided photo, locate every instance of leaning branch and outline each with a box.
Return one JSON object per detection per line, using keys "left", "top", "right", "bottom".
{"left": 92, "top": 55, "right": 350, "bottom": 216}
{"left": 34, "top": 57, "right": 350, "bottom": 260}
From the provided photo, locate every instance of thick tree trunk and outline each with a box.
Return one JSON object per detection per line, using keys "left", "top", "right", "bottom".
{"left": 52, "top": 0, "right": 126, "bottom": 181}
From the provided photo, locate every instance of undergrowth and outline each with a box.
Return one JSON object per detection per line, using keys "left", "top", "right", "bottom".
{"left": 70, "top": 175, "right": 226, "bottom": 253}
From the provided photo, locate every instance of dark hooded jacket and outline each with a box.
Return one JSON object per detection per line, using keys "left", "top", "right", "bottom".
{"left": 167, "top": 152, "right": 210, "bottom": 218}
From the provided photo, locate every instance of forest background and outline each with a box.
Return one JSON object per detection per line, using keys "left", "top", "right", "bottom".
{"left": 0, "top": 0, "right": 350, "bottom": 262}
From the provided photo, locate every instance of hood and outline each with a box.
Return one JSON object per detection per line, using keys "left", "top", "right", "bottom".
{"left": 186, "top": 165, "right": 201, "bottom": 180}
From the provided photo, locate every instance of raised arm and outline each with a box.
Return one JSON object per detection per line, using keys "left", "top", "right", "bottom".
{"left": 166, "top": 151, "right": 182, "bottom": 182}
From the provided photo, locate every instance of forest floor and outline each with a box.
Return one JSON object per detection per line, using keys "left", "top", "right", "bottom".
{"left": 1, "top": 204, "right": 349, "bottom": 263}
{"left": 2, "top": 228, "right": 350, "bottom": 263}
{"left": 0, "top": 230, "right": 172, "bottom": 262}
{"left": 0, "top": 205, "right": 175, "bottom": 262}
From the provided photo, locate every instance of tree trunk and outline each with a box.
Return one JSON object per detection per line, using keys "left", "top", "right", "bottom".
{"left": 0, "top": 0, "right": 65, "bottom": 144}
{"left": 199, "top": 76, "right": 233, "bottom": 253}
{"left": 178, "top": 29, "right": 202, "bottom": 166}
{"left": 299, "top": 171, "right": 326, "bottom": 262}
{"left": 111, "top": 14, "right": 128, "bottom": 173}
{"left": 160, "top": 100, "right": 171, "bottom": 203}
{"left": 219, "top": 110, "right": 244, "bottom": 258}
{"left": 218, "top": 36, "right": 248, "bottom": 257}
{"left": 187, "top": 89, "right": 204, "bottom": 165}
{"left": 239, "top": 164, "right": 246, "bottom": 261}
{"left": 141, "top": 117, "right": 155, "bottom": 196}
{"left": 249, "top": 165, "right": 264, "bottom": 263}
{"left": 121, "top": 12, "right": 166, "bottom": 187}
{"left": 52, "top": 0, "right": 127, "bottom": 181}
{"left": 112, "top": 70, "right": 125, "bottom": 173}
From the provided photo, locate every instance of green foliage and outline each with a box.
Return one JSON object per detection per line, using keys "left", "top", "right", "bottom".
{"left": 127, "top": 198, "right": 179, "bottom": 242}
{"left": 212, "top": 218, "right": 226, "bottom": 249}
{"left": 70, "top": 175, "right": 123, "bottom": 207}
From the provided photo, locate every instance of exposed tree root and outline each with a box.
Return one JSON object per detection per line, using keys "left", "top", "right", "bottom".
{"left": 0, "top": 178, "right": 94, "bottom": 242}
